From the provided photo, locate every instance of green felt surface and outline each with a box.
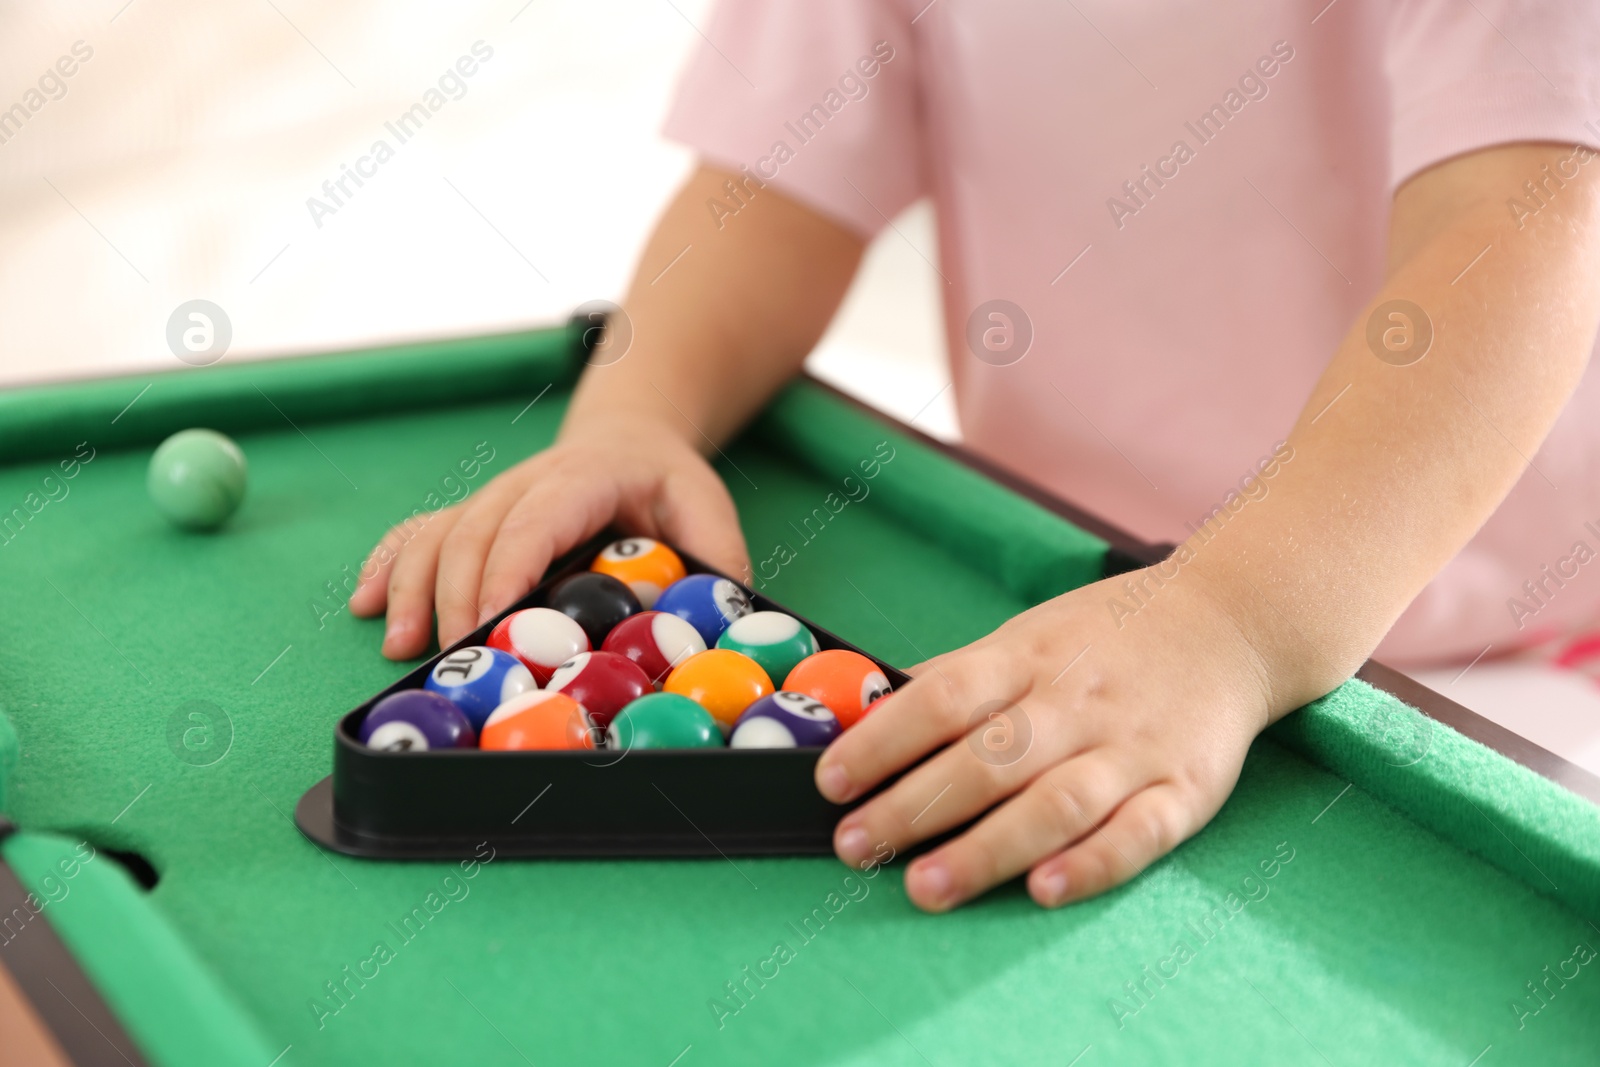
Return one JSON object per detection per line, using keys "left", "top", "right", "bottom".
{"left": 0, "top": 328, "right": 1597, "bottom": 1066}
{"left": 3, "top": 831, "right": 275, "bottom": 1067}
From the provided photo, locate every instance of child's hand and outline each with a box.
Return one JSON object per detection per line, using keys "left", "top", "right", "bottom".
{"left": 815, "top": 568, "right": 1277, "bottom": 911}
{"left": 348, "top": 415, "right": 750, "bottom": 659}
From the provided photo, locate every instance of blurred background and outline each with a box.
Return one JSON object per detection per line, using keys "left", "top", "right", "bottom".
{"left": 0, "top": 0, "right": 957, "bottom": 436}
{"left": 3, "top": 0, "right": 1595, "bottom": 771}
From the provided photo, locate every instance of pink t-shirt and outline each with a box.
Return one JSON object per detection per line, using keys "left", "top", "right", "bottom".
{"left": 664, "top": 0, "right": 1600, "bottom": 666}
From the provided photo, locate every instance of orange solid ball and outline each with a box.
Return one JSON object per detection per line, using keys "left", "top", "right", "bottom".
{"left": 664, "top": 649, "right": 774, "bottom": 732}
{"left": 783, "top": 650, "right": 892, "bottom": 730}
{"left": 479, "top": 691, "right": 595, "bottom": 750}
{"left": 590, "top": 537, "right": 687, "bottom": 609}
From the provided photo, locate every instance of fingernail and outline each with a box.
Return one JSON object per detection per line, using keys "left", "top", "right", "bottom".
{"left": 836, "top": 825, "right": 869, "bottom": 864}
{"left": 383, "top": 619, "right": 411, "bottom": 650}
{"left": 910, "top": 860, "right": 952, "bottom": 909}
{"left": 818, "top": 762, "right": 852, "bottom": 802}
{"left": 1037, "top": 869, "right": 1069, "bottom": 907}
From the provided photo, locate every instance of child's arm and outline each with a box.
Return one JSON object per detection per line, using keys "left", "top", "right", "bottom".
{"left": 817, "top": 141, "right": 1600, "bottom": 911}
{"left": 350, "top": 164, "right": 864, "bottom": 656}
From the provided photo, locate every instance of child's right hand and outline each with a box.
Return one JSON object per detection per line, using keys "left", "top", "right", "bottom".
{"left": 348, "top": 413, "right": 750, "bottom": 660}
{"left": 350, "top": 161, "right": 859, "bottom": 659}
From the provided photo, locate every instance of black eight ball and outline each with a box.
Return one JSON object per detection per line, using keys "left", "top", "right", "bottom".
{"left": 545, "top": 572, "right": 642, "bottom": 648}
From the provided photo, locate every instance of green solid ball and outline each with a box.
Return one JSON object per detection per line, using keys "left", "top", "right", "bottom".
{"left": 147, "top": 428, "right": 248, "bottom": 530}
{"left": 607, "top": 692, "right": 723, "bottom": 750}
{"left": 716, "top": 611, "right": 819, "bottom": 685}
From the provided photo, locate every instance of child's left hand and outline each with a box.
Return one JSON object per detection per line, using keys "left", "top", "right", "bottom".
{"left": 815, "top": 566, "right": 1282, "bottom": 911}
{"left": 818, "top": 142, "right": 1600, "bottom": 911}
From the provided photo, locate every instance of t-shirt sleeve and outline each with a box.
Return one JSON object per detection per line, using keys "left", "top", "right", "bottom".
{"left": 661, "top": 0, "right": 923, "bottom": 237}
{"left": 1386, "top": 0, "right": 1600, "bottom": 188}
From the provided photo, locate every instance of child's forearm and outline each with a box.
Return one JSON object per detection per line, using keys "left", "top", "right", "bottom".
{"left": 562, "top": 163, "right": 864, "bottom": 448}
{"left": 1179, "top": 142, "right": 1600, "bottom": 713}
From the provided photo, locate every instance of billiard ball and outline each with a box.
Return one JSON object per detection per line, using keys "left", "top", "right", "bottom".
{"left": 861, "top": 693, "right": 892, "bottom": 720}
{"left": 590, "top": 537, "right": 687, "bottom": 608}
{"left": 480, "top": 690, "right": 595, "bottom": 751}
{"left": 423, "top": 646, "right": 536, "bottom": 729}
{"left": 716, "top": 612, "right": 819, "bottom": 685}
{"left": 488, "top": 607, "right": 590, "bottom": 685}
{"left": 600, "top": 611, "right": 706, "bottom": 687}
{"left": 607, "top": 692, "right": 722, "bottom": 750}
{"left": 147, "top": 428, "right": 247, "bottom": 530}
{"left": 545, "top": 650, "right": 652, "bottom": 729}
{"left": 545, "top": 572, "right": 642, "bottom": 648}
{"left": 729, "top": 691, "right": 841, "bottom": 748}
{"left": 663, "top": 648, "right": 774, "bottom": 734}
{"left": 783, "top": 650, "right": 891, "bottom": 730}
{"left": 360, "top": 690, "right": 475, "bottom": 752}
{"left": 654, "top": 574, "right": 753, "bottom": 646}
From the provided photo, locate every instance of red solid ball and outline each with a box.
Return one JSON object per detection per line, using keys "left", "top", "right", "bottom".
{"left": 545, "top": 650, "right": 653, "bottom": 729}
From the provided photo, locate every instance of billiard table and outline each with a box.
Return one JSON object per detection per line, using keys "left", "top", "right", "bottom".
{"left": 1, "top": 321, "right": 1597, "bottom": 1066}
